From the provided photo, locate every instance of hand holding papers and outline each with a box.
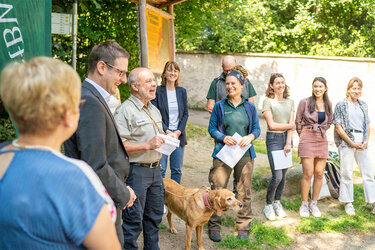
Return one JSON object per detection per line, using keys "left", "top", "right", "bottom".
{"left": 216, "top": 133, "right": 252, "bottom": 168}
{"left": 154, "top": 133, "right": 180, "bottom": 156}
{"left": 271, "top": 150, "right": 292, "bottom": 170}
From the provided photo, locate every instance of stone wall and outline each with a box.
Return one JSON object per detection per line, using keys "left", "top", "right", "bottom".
{"left": 175, "top": 51, "right": 375, "bottom": 121}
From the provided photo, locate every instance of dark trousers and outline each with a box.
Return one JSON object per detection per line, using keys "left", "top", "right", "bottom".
{"left": 116, "top": 206, "right": 124, "bottom": 246}
{"left": 122, "top": 163, "right": 165, "bottom": 250}
{"left": 266, "top": 132, "right": 289, "bottom": 204}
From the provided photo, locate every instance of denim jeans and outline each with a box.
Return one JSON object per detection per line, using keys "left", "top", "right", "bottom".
{"left": 338, "top": 146, "right": 375, "bottom": 203}
{"left": 160, "top": 146, "right": 184, "bottom": 184}
{"left": 266, "top": 132, "right": 289, "bottom": 204}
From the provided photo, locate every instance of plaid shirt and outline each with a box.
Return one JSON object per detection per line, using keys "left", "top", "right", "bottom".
{"left": 332, "top": 98, "right": 370, "bottom": 148}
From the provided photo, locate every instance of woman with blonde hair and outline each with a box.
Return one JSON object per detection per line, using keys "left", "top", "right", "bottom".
{"left": 0, "top": 57, "right": 120, "bottom": 249}
{"left": 262, "top": 73, "right": 295, "bottom": 220}
{"left": 296, "top": 77, "right": 333, "bottom": 218}
{"left": 333, "top": 77, "right": 375, "bottom": 215}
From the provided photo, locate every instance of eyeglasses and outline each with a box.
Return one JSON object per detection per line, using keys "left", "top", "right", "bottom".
{"left": 104, "top": 61, "right": 127, "bottom": 77}
{"left": 79, "top": 98, "right": 86, "bottom": 111}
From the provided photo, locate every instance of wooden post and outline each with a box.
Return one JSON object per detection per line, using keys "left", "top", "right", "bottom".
{"left": 168, "top": 4, "right": 175, "bottom": 61}
{"left": 138, "top": 0, "right": 148, "bottom": 67}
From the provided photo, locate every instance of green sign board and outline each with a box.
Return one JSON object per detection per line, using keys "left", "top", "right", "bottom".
{"left": 0, "top": 0, "right": 51, "bottom": 71}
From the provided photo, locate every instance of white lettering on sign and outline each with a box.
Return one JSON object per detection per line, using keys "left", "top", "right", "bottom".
{"left": 4, "top": 26, "right": 23, "bottom": 47}
{"left": 8, "top": 47, "right": 23, "bottom": 58}
{"left": 0, "top": 3, "right": 24, "bottom": 60}
{"left": 0, "top": 3, "right": 18, "bottom": 24}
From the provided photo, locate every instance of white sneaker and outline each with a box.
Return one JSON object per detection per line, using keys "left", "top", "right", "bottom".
{"left": 345, "top": 203, "right": 356, "bottom": 216}
{"left": 310, "top": 201, "right": 322, "bottom": 217}
{"left": 264, "top": 204, "right": 276, "bottom": 221}
{"left": 273, "top": 201, "right": 287, "bottom": 218}
{"left": 299, "top": 202, "right": 310, "bottom": 218}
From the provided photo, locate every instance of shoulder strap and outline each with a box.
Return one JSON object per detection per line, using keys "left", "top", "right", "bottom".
{"left": 142, "top": 107, "right": 163, "bottom": 134}
{"left": 128, "top": 98, "right": 163, "bottom": 134}
{"left": 0, "top": 151, "right": 15, "bottom": 179}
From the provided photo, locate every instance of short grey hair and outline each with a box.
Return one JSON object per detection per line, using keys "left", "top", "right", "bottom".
{"left": 128, "top": 70, "right": 140, "bottom": 86}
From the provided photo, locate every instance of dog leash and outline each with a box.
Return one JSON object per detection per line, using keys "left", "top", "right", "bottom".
{"left": 164, "top": 186, "right": 210, "bottom": 198}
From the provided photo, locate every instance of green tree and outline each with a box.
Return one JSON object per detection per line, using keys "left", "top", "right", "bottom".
{"left": 0, "top": 0, "right": 140, "bottom": 141}
{"left": 52, "top": 0, "right": 139, "bottom": 101}
{"left": 174, "top": 0, "right": 375, "bottom": 57}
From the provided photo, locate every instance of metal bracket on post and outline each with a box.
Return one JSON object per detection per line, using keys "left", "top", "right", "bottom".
{"left": 72, "top": 0, "right": 78, "bottom": 70}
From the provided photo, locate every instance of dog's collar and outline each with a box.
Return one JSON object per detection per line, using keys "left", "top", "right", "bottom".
{"left": 203, "top": 191, "right": 212, "bottom": 210}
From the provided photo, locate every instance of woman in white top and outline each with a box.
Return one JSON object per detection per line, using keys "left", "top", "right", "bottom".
{"left": 262, "top": 73, "right": 295, "bottom": 221}
{"left": 151, "top": 61, "right": 189, "bottom": 183}
{"left": 333, "top": 77, "right": 375, "bottom": 215}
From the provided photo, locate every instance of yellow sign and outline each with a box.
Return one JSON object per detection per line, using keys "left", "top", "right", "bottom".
{"left": 146, "top": 8, "right": 171, "bottom": 74}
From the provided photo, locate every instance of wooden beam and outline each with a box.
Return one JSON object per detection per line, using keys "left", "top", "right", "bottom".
{"left": 138, "top": 0, "right": 148, "bottom": 67}
{"left": 146, "top": 4, "right": 173, "bottom": 19}
{"left": 156, "top": 0, "right": 187, "bottom": 8}
{"left": 168, "top": 5, "right": 175, "bottom": 61}
{"left": 129, "top": 0, "right": 188, "bottom": 9}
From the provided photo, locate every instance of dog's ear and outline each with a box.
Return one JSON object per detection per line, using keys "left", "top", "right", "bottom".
{"left": 212, "top": 196, "right": 223, "bottom": 216}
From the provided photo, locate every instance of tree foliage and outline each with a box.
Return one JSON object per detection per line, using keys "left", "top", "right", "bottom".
{"left": 0, "top": 0, "right": 140, "bottom": 141}
{"left": 52, "top": 0, "right": 139, "bottom": 101}
{"left": 2, "top": 0, "right": 374, "bottom": 141}
{"left": 174, "top": 0, "right": 375, "bottom": 57}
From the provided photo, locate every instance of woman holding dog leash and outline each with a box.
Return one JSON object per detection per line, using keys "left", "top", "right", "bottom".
{"left": 262, "top": 73, "right": 295, "bottom": 221}
{"left": 295, "top": 77, "right": 333, "bottom": 218}
{"left": 333, "top": 77, "right": 375, "bottom": 215}
{"left": 207, "top": 65, "right": 260, "bottom": 241}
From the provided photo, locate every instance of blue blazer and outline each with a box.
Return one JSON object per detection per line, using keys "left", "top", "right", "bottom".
{"left": 151, "top": 86, "right": 189, "bottom": 147}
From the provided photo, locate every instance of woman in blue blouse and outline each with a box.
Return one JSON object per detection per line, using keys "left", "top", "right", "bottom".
{"left": 333, "top": 77, "right": 375, "bottom": 215}
{"left": 152, "top": 61, "right": 189, "bottom": 184}
{"left": 0, "top": 57, "right": 120, "bottom": 249}
{"left": 207, "top": 66, "right": 260, "bottom": 241}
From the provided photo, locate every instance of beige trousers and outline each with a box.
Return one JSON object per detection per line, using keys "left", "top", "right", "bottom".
{"left": 208, "top": 156, "right": 254, "bottom": 231}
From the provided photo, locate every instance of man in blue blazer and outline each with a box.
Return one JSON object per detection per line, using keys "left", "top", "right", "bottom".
{"left": 64, "top": 41, "right": 136, "bottom": 245}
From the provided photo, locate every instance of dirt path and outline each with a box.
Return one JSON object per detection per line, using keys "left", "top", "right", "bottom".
{"left": 153, "top": 135, "right": 375, "bottom": 250}
{"left": 134, "top": 110, "right": 375, "bottom": 249}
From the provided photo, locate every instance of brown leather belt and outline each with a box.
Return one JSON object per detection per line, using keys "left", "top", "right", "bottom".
{"left": 132, "top": 161, "right": 160, "bottom": 168}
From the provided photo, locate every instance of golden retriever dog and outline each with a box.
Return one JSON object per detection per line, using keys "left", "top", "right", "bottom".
{"left": 163, "top": 178, "right": 242, "bottom": 250}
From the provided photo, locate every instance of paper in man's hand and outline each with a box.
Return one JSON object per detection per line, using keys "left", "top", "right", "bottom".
{"left": 154, "top": 133, "right": 180, "bottom": 156}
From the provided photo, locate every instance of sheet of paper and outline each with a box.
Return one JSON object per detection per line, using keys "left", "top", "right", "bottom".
{"left": 216, "top": 133, "right": 252, "bottom": 168}
{"left": 271, "top": 150, "right": 292, "bottom": 170}
{"left": 154, "top": 133, "right": 180, "bottom": 156}
{"left": 353, "top": 132, "right": 363, "bottom": 144}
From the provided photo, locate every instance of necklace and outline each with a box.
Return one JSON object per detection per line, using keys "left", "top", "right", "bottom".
{"left": 12, "top": 139, "right": 57, "bottom": 152}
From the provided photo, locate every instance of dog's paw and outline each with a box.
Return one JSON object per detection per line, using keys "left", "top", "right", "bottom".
{"left": 170, "top": 227, "right": 178, "bottom": 234}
